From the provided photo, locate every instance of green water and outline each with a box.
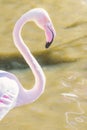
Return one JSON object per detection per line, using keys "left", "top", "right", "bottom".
{"left": 0, "top": 0, "right": 87, "bottom": 130}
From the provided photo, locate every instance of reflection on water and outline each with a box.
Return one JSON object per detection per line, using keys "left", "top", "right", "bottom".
{"left": 0, "top": 0, "right": 87, "bottom": 130}
{"left": 60, "top": 69, "right": 87, "bottom": 130}
{"left": 63, "top": 94, "right": 85, "bottom": 130}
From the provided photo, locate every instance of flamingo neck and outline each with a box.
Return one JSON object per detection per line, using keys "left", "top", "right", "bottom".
{"left": 13, "top": 11, "right": 46, "bottom": 105}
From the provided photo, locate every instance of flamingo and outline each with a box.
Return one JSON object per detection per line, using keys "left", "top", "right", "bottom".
{"left": 0, "top": 8, "right": 56, "bottom": 120}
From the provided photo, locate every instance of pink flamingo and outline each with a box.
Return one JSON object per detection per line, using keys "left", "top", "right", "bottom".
{"left": 0, "top": 8, "right": 56, "bottom": 120}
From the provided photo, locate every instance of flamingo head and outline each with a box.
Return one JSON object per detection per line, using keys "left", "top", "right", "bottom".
{"left": 28, "top": 8, "right": 56, "bottom": 48}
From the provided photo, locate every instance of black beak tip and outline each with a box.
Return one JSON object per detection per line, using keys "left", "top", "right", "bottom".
{"left": 45, "top": 42, "right": 50, "bottom": 48}
{"left": 45, "top": 40, "right": 53, "bottom": 48}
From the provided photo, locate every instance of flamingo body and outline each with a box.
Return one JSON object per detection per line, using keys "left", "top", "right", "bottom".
{"left": 0, "top": 8, "right": 56, "bottom": 120}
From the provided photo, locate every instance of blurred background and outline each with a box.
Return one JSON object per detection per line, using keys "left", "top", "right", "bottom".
{"left": 0, "top": 0, "right": 87, "bottom": 130}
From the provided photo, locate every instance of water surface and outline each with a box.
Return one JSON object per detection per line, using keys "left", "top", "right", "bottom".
{"left": 0, "top": 0, "right": 87, "bottom": 130}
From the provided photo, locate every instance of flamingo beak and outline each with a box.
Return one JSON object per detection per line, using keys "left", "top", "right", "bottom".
{"left": 45, "top": 24, "right": 55, "bottom": 48}
{"left": 45, "top": 29, "right": 54, "bottom": 48}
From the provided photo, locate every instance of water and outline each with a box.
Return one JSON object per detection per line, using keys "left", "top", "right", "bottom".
{"left": 0, "top": 0, "right": 87, "bottom": 130}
